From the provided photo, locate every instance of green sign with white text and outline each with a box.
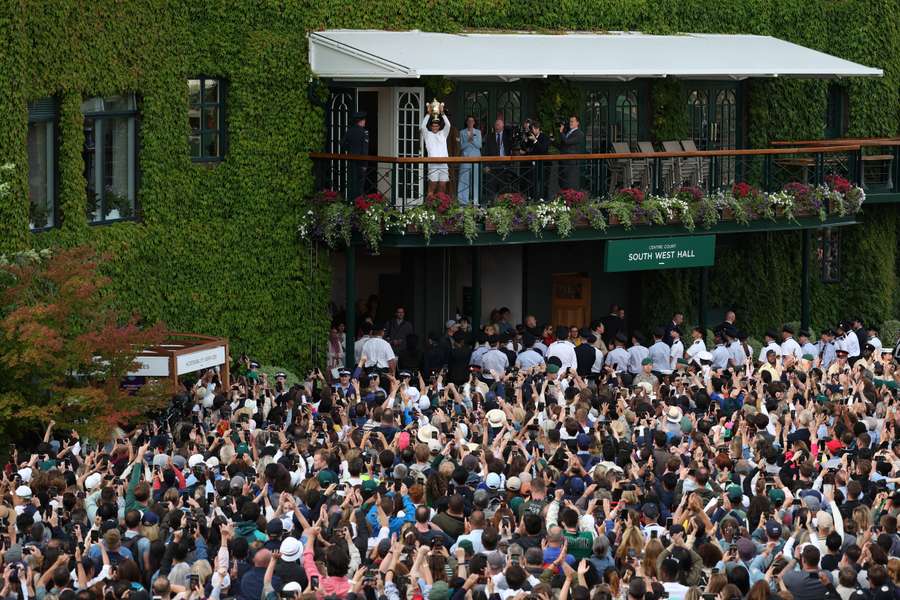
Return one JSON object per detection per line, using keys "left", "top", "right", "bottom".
{"left": 605, "top": 235, "right": 716, "bottom": 272}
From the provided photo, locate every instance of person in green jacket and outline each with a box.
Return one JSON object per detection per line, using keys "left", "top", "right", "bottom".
{"left": 125, "top": 442, "right": 152, "bottom": 513}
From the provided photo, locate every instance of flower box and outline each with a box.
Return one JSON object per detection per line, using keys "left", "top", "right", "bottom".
{"left": 484, "top": 220, "right": 527, "bottom": 233}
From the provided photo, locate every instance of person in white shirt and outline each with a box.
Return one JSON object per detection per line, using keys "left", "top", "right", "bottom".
{"left": 546, "top": 326, "right": 577, "bottom": 373}
{"left": 627, "top": 332, "right": 649, "bottom": 375}
{"left": 606, "top": 334, "right": 630, "bottom": 375}
{"left": 420, "top": 112, "right": 451, "bottom": 195}
{"left": 758, "top": 329, "right": 781, "bottom": 363}
{"left": 836, "top": 322, "right": 860, "bottom": 358}
{"left": 780, "top": 325, "right": 803, "bottom": 362}
{"left": 685, "top": 327, "right": 707, "bottom": 362}
{"left": 669, "top": 328, "right": 684, "bottom": 372}
{"left": 360, "top": 324, "right": 396, "bottom": 375}
{"left": 799, "top": 329, "right": 819, "bottom": 358}
{"left": 867, "top": 326, "right": 883, "bottom": 351}
{"left": 648, "top": 328, "right": 671, "bottom": 375}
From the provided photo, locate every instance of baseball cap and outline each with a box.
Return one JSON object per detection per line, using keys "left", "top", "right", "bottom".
{"left": 765, "top": 520, "right": 783, "bottom": 538}
{"left": 485, "top": 472, "right": 502, "bottom": 491}
{"left": 506, "top": 476, "right": 522, "bottom": 492}
{"left": 282, "top": 582, "right": 303, "bottom": 593}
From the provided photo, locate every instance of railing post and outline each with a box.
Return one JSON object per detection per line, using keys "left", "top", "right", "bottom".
{"left": 763, "top": 154, "right": 772, "bottom": 193}
{"left": 391, "top": 162, "right": 398, "bottom": 210}
{"left": 652, "top": 157, "right": 662, "bottom": 196}
{"left": 814, "top": 152, "right": 824, "bottom": 186}
{"left": 888, "top": 144, "right": 900, "bottom": 193}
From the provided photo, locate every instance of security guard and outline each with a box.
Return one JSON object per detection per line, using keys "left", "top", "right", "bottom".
{"left": 341, "top": 110, "right": 369, "bottom": 200}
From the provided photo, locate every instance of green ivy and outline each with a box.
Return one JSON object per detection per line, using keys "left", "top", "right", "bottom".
{"left": 0, "top": 0, "right": 897, "bottom": 368}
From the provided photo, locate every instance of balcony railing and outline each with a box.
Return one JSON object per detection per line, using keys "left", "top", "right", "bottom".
{"left": 771, "top": 137, "right": 900, "bottom": 196}
{"left": 310, "top": 144, "right": 865, "bottom": 210}
{"left": 303, "top": 143, "right": 872, "bottom": 250}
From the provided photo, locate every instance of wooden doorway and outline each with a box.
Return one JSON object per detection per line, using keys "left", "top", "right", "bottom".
{"left": 551, "top": 273, "right": 591, "bottom": 328}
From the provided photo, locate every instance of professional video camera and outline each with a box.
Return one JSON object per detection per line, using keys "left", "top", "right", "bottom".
{"left": 508, "top": 118, "right": 538, "bottom": 153}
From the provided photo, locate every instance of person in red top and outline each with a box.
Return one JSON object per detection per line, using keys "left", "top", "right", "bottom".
{"left": 302, "top": 526, "right": 360, "bottom": 598}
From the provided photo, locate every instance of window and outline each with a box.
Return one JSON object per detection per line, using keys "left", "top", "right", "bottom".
{"left": 27, "top": 98, "right": 57, "bottom": 230}
{"left": 188, "top": 78, "right": 225, "bottom": 161}
{"left": 817, "top": 228, "right": 841, "bottom": 283}
{"left": 82, "top": 94, "right": 138, "bottom": 223}
{"left": 825, "top": 84, "right": 849, "bottom": 139}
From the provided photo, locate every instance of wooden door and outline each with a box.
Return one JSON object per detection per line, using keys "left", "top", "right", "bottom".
{"left": 551, "top": 274, "right": 591, "bottom": 329}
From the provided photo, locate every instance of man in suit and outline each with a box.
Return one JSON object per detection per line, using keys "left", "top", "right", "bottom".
{"left": 521, "top": 120, "right": 550, "bottom": 199}
{"left": 483, "top": 118, "right": 513, "bottom": 200}
{"left": 554, "top": 115, "right": 585, "bottom": 190}
{"left": 340, "top": 111, "right": 369, "bottom": 200}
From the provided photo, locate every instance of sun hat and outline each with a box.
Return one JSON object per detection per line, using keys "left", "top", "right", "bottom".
{"left": 280, "top": 537, "right": 301, "bottom": 562}
{"left": 666, "top": 406, "right": 683, "bottom": 424}
{"left": 486, "top": 409, "right": 507, "bottom": 428}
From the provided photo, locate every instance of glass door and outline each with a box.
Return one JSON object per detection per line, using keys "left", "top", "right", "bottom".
{"left": 686, "top": 84, "right": 739, "bottom": 188}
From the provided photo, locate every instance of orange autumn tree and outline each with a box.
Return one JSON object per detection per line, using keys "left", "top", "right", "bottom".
{"left": 0, "top": 247, "right": 170, "bottom": 440}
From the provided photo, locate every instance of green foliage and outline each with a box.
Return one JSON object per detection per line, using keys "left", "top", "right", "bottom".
{"left": 0, "top": 247, "right": 170, "bottom": 440}
{"left": 650, "top": 80, "right": 690, "bottom": 142}
{"left": 1, "top": 1, "right": 332, "bottom": 374}
{"left": 0, "top": 0, "right": 896, "bottom": 371}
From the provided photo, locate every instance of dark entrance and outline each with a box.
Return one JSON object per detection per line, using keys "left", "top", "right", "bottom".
{"left": 357, "top": 91, "right": 379, "bottom": 193}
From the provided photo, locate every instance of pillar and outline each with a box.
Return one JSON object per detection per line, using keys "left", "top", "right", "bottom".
{"left": 800, "top": 229, "right": 811, "bottom": 332}
{"left": 698, "top": 267, "right": 708, "bottom": 334}
{"left": 471, "top": 247, "right": 481, "bottom": 332}
{"left": 345, "top": 245, "right": 356, "bottom": 368}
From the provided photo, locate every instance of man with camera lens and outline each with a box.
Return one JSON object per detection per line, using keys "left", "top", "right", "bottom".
{"left": 554, "top": 114, "right": 586, "bottom": 190}
{"left": 518, "top": 120, "right": 549, "bottom": 199}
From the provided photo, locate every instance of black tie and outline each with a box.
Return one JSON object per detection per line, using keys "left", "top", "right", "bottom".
{"left": 497, "top": 133, "right": 502, "bottom": 156}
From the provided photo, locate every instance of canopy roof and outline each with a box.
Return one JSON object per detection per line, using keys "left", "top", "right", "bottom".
{"left": 309, "top": 30, "right": 883, "bottom": 81}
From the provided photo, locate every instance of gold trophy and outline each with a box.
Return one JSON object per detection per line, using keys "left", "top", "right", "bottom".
{"left": 428, "top": 98, "right": 444, "bottom": 123}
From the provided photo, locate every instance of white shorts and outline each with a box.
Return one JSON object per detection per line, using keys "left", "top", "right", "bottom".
{"left": 428, "top": 164, "right": 449, "bottom": 182}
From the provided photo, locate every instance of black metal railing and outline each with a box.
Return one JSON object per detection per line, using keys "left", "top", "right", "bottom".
{"left": 310, "top": 144, "right": 865, "bottom": 210}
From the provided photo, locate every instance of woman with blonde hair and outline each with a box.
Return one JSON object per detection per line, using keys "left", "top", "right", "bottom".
{"left": 642, "top": 538, "right": 665, "bottom": 580}
{"left": 615, "top": 524, "right": 645, "bottom": 567}
{"left": 853, "top": 505, "right": 871, "bottom": 534}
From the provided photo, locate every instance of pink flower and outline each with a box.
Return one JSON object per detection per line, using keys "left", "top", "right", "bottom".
{"left": 618, "top": 187, "right": 644, "bottom": 203}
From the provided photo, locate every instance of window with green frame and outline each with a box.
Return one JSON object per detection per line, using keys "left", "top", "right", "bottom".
{"left": 81, "top": 94, "right": 139, "bottom": 224}
{"left": 189, "top": 77, "right": 226, "bottom": 161}
{"left": 27, "top": 98, "right": 57, "bottom": 230}
{"left": 583, "top": 86, "right": 642, "bottom": 153}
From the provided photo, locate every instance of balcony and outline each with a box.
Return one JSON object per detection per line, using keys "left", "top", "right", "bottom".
{"left": 306, "top": 141, "right": 881, "bottom": 250}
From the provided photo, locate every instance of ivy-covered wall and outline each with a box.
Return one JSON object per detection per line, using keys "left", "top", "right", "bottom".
{"left": 1, "top": 0, "right": 898, "bottom": 369}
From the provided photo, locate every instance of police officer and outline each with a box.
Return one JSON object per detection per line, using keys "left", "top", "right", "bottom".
{"left": 341, "top": 110, "right": 369, "bottom": 200}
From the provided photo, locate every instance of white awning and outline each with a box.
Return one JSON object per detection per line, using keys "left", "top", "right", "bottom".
{"left": 308, "top": 30, "right": 883, "bottom": 81}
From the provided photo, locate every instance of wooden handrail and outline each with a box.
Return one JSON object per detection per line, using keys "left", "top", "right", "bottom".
{"left": 771, "top": 137, "right": 900, "bottom": 147}
{"left": 309, "top": 144, "right": 862, "bottom": 164}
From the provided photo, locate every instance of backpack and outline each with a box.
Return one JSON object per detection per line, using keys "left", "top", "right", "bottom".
{"left": 121, "top": 533, "right": 146, "bottom": 569}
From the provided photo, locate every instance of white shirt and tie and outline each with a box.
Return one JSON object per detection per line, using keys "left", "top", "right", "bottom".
{"left": 686, "top": 338, "right": 707, "bottom": 362}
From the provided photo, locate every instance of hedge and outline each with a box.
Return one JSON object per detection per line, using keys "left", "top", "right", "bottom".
{"left": 0, "top": 0, "right": 897, "bottom": 371}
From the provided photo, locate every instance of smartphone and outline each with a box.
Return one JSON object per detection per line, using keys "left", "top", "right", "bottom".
{"left": 90, "top": 530, "right": 100, "bottom": 543}
{"left": 189, "top": 573, "right": 199, "bottom": 589}
{"left": 310, "top": 576, "right": 319, "bottom": 590}
{"left": 510, "top": 553, "right": 521, "bottom": 565}
{"left": 431, "top": 431, "right": 438, "bottom": 439}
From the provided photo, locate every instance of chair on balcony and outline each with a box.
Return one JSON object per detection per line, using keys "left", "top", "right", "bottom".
{"left": 662, "top": 140, "right": 696, "bottom": 188}
{"left": 680, "top": 139, "right": 710, "bottom": 187}
{"left": 609, "top": 142, "right": 650, "bottom": 193}
{"left": 638, "top": 141, "right": 677, "bottom": 193}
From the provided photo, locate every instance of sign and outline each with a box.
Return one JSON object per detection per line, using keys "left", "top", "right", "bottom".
{"left": 176, "top": 345, "right": 226, "bottom": 375}
{"left": 129, "top": 355, "right": 170, "bottom": 377}
{"left": 605, "top": 235, "right": 716, "bottom": 272}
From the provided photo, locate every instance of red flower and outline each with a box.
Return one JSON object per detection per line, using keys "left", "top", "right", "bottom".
{"left": 825, "top": 175, "right": 851, "bottom": 194}
{"left": 731, "top": 182, "right": 754, "bottom": 199}
{"left": 425, "top": 192, "right": 455, "bottom": 214}
{"left": 497, "top": 192, "right": 526, "bottom": 207}
{"left": 354, "top": 196, "right": 372, "bottom": 211}
{"left": 618, "top": 187, "right": 644, "bottom": 203}
{"left": 783, "top": 182, "right": 811, "bottom": 200}
{"left": 559, "top": 188, "right": 587, "bottom": 207}
{"left": 676, "top": 186, "right": 703, "bottom": 201}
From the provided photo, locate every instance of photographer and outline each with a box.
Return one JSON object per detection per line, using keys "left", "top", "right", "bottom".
{"left": 519, "top": 120, "right": 549, "bottom": 200}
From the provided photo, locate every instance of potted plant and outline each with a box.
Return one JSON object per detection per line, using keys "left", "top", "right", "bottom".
{"left": 485, "top": 192, "right": 526, "bottom": 236}
{"left": 602, "top": 188, "right": 644, "bottom": 228}
{"left": 353, "top": 192, "right": 388, "bottom": 252}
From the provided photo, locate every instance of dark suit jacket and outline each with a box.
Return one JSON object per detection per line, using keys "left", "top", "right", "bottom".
{"left": 525, "top": 132, "right": 550, "bottom": 156}
{"left": 484, "top": 129, "right": 513, "bottom": 157}
{"left": 556, "top": 127, "right": 586, "bottom": 154}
